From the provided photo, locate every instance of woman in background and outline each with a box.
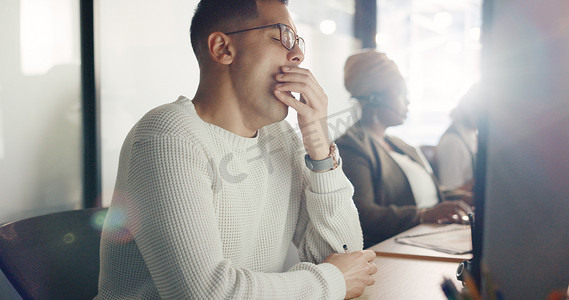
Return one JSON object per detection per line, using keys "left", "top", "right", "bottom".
{"left": 335, "top": 49, "right": 471, "bottom": 248}
{"left": 436, "top": 84, "right": 481, "bottom": 192}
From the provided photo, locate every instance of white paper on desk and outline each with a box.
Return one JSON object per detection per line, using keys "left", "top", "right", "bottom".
{"left": 394, "top": 224, "right": 472, "bottom": 255}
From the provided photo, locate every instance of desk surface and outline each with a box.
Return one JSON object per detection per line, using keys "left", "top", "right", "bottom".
{"left": 370, "top": 224, "right": 472, "bottom": 263}
{"left": 355, "top": 224, "right": 472, "bottom": 299}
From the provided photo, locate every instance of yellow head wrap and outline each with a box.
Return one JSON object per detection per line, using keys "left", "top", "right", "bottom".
{"left": 344, "top": 49, "right": 404, "bottom": 99}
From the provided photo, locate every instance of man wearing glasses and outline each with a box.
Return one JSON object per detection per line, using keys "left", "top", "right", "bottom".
{"left": 96, "top": 0, "right": 377, "bottom": 299}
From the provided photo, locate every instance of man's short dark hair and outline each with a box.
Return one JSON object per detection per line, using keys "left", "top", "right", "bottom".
{"left": 190, "top": 0, "right": 288, "bottom": 59}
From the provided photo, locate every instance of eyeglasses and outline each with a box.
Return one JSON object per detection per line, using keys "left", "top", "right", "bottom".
{"left": 225, "top": 23, "right": 305, "bottom": 54}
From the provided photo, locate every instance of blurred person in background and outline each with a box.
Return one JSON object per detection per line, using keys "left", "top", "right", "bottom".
{"left": 436, "top": 84, "right": 481, "bottom": 192}
{"left": 335, "top": 49, "right": 472, "bottom": 248}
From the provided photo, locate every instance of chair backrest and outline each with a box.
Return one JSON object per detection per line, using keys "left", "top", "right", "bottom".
{"left": 0, "top": 207, "right": 108, "bottom": 300}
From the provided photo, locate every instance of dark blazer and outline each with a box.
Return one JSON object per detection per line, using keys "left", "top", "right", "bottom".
{"left": 336, "top": 122, "right": 443, "bottom": 248}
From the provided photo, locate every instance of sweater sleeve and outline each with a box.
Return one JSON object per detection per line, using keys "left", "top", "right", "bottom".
{"left": 123, "top": 135, "right": 347, "bottom": 300}
{"left": 290, "top": 143, "right": 364, "bottom": 267}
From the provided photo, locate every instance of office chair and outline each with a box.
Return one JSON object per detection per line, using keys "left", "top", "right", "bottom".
{"left": 0, "top": 207, "right": 108, "bottom": 300}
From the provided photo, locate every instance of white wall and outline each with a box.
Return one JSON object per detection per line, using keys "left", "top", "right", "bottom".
{"left": 0, "top": 0, "right": 82, "bottom": 223}
{"left": 482, "top": 0, "right": 569, "bottom": 298}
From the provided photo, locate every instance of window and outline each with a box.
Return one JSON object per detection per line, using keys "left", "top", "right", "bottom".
{"left": 377, "top": 0, "right": 482, "bottom": 145}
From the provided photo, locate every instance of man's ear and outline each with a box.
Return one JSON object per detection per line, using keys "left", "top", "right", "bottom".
{"left": 207, "top": 32, "right": 234, "bottom": 65}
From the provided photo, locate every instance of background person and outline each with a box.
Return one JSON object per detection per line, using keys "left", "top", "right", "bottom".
{"left": 436, "top": 84, "right": 481, "bottom": 191}
{"left": 335, "top": 49, "right": 472, "bottom": 248}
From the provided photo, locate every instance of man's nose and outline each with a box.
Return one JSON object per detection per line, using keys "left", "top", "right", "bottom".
{"left": 287, "top": 43, "right": 304, "bottom": 64}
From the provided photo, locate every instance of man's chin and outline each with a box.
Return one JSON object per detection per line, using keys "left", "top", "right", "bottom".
{"left": 272, "top": 96, "right": 289, "bottom": 116}
{"left": 273, "top": 105, "right": 289, "bottom": 123}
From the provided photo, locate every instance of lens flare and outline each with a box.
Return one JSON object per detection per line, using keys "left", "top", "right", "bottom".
{"left": 63, "top": 232, "right": 75, "bottom": 244}
{"left": 90, "top": 210, "right": 108, "bottom": 231}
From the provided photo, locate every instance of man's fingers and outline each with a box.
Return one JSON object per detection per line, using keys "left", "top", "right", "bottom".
{"left": 275, "top": 66, "right": 326, "bottom": 110}
{"left": 276, "top": 70, "right": 313, "bottom": 84}
{"left": 276, "top": 74, "right": 323, "bottom": 98}
{"left": 370, "top": 262, "right": 378, "bottom": 274}
{"left": 275, "top": 82, "right": 322, "bottom": 108}
{"left": 276, "top": 81, "right": 310, "bottom": 97}
{"left": 274, "top": 90, "right": 310, "bottom": 115}
{"left": 361, "top": 249, "right": 376, "bottom": 262}
{"left": 278, "top": 65, "right": 316, "bottom": 81}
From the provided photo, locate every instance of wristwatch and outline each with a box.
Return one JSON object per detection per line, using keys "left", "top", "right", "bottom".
{"left": 304, "top": 143, "right": 339, "bottom": 172}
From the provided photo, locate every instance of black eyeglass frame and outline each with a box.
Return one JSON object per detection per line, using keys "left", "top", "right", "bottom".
{"left": 224, "top": 23, "right": 305, "bottom": 53}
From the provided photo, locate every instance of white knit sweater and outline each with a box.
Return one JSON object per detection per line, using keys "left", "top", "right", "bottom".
{"left": 96, "top": 96, "right": 363, "bottom": 299}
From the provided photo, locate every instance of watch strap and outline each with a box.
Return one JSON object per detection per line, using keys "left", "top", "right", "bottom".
{"left": 304, "top": 143, "right": 339, "bottom": 172}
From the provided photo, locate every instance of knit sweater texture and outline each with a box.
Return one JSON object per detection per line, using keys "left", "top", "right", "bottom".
{"left": 95, "top": 96, "right": 363, "bottom": 299}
